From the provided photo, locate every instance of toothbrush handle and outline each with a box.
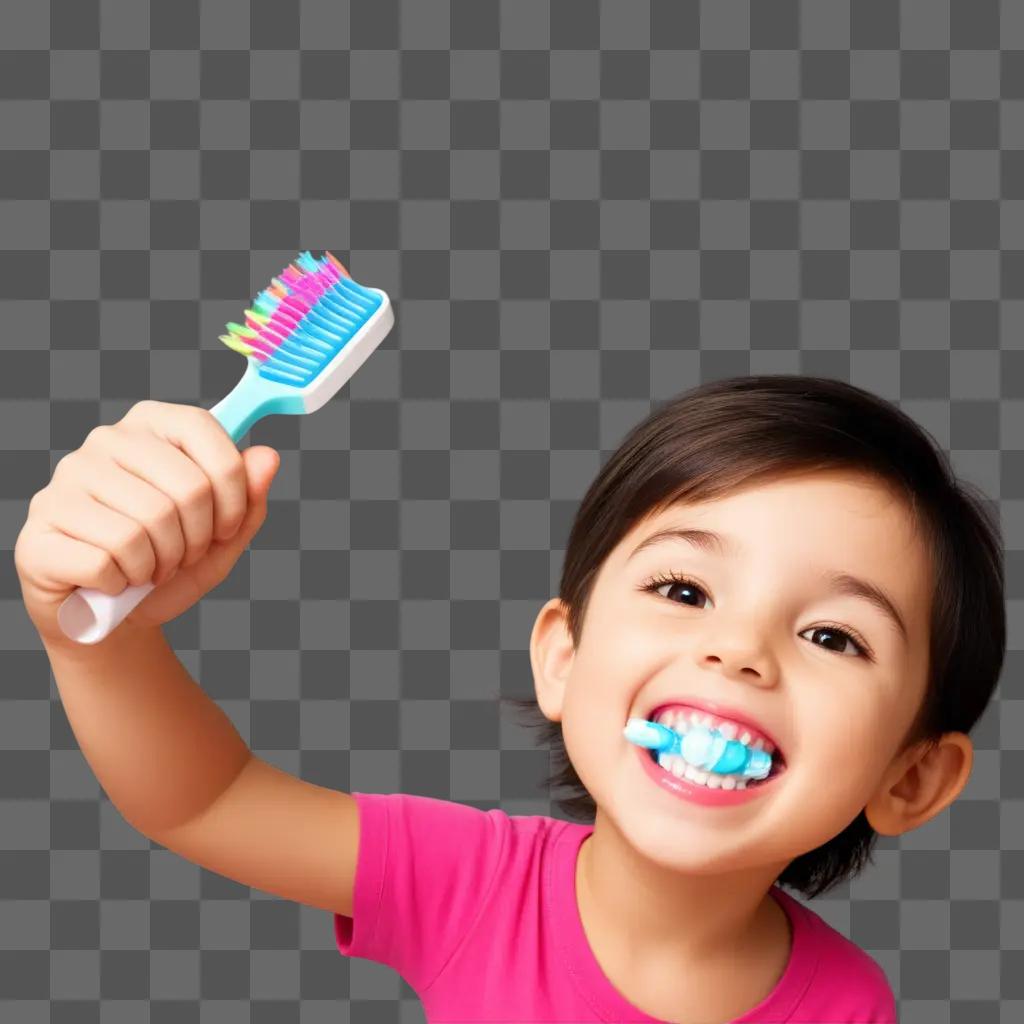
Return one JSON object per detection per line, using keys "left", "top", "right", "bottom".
{"left": 57, "top": 581, "right": 156, "bottom": 646}
{"left": 56, "top": 391, "right": 252, "bottom": 645}
{"left": 208, "top": 384, "right": 263, "bottom": 443}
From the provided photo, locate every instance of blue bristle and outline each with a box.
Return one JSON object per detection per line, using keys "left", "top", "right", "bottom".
{"left": 295, "top": 251, "right": 320, "bottom": 273}
{"left": 256, "top": 272, "right": 383, "bottom": 388}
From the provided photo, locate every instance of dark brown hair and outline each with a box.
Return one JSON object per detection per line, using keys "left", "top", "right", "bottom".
{"left": 502, "top": 374, "right": 1005, "bottom": 899}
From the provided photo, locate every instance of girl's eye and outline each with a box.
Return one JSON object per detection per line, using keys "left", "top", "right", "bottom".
{"left": 638, "top": 571, "right": 874, "bottom": 661}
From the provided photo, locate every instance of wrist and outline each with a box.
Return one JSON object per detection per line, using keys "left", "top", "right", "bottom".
{"left": 42, "top": 616, "right": 167, "bottom": 670}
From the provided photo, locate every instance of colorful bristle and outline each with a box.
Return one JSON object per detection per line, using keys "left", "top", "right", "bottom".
{"left": 217, "top": 251, "right": 383, "bottom": 389}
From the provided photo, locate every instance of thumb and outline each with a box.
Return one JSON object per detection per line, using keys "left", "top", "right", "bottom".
{"left": 227, "top": 446, "right": 279, "bottom": 547}
{"left": 242, "top": 445, "right": 280, "bottom": 503}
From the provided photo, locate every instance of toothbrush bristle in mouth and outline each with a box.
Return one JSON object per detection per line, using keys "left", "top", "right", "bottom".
{"left": 648, "top": 748, "right": 785, "bottom": 787}
{"left": 645, "top": 710, "right": 787, "bottom": 772}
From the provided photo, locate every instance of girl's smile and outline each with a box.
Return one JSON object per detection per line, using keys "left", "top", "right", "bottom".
{"left": 634, "top": 741, "right": 787, "bottom": 807}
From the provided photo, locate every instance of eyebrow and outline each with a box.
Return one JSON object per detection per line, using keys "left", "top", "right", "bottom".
{"left": 627, "top": 527, "right": 909, "bottom": 644}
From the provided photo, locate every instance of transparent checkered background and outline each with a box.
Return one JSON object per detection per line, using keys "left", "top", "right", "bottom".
{"left": 1, "top": 0, "right": 1023, "bottom": 1020}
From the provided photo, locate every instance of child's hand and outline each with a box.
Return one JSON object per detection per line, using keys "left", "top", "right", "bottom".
{"left": 15, "top": 400, "right": 280, "bottom": 646}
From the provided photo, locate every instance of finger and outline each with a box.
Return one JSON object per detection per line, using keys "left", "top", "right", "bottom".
{"left": 44, "top": 497, "right": 155, "bottom": 588}
{"left": 130, "top": 402, "right": 247, "bottom": 542}
{"left": 180, "top": 497, "right": 268, "bottom": 600}
{"left": 86, "top": 466, "right": 186, "bottom": 586}
{"left": 101, "top": 429, "right": 215, "bottom": 569}
{"left": 21, "top": 530, "right": 129, "bottom": 597}
{"left": 242, "top": 445, "right": 280, "bottom": 503}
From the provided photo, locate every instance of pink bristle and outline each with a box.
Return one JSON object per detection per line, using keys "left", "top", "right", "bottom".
{"left": 281, "top": 296, "right": 320, "bottom": 317}
{"left": 267, "top": 301, "right": 305, "bottom": 327}
{"left": 261, "top": 301, "right": 313, "bottom": 338}
{"left": 281, "top": 294, "right": 318, "bottom": 318}
{"left": 265, "top": 312, "right": 300, "bottom": 336}
{"left": 262, "top": 303, "right": 299, "bottom": 327}
{"left": 316, "top": 259, "right": 341, "bottom": 283}
{"left": 251, "top": 311, "right": 293, "bottom": 341}
{"left": 241, "top": 253, "right": 343, "bottom": 359}
{"left": 257, "top": 322, "right": 292, "bottom": 349}
{"left": 258, "top": 311, "right": 301, "bottom": 343}
{"left": 326, "top": 252, "right": 349, "bottom": 277}
{"left": 282, "top": 278, "right": 326, "bottom": 309}
{"left": 292, "top": 269, "right": 331, "bottom": 295}
{"left": 280, "top": 291, "right": 315, "bottom": 315}
{"left": 237, "top": 331, "right": 277, "bottom": 359}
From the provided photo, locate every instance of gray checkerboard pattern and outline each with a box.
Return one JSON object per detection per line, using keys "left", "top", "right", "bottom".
{"left": 1, "top": 0, "right": 1023, "bottom": 1020}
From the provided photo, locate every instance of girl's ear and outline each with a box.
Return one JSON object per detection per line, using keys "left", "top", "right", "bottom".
{"left": 864, "top": 732, "right": 974, "bottom": 837}
{"left": 529, "top": 597, "right": 576, "bottom": 725}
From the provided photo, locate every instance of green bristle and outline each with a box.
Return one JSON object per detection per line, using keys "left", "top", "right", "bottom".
{"left": 220, "top": 334, "right": 253, "bottom": 356}
{"left": 225, "top": 322, "right": 259, "bottom": 340}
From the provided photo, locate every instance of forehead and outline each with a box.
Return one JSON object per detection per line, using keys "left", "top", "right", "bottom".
{"left": 627, "top": 469, "right": 909, "bottom": 541}
{"left": 614, "top": 469, "right": 930, "bottom": 596}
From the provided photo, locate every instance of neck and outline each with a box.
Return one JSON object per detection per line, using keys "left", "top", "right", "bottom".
{"left": 576, "top": 806, "right": 792, "bottom": 969}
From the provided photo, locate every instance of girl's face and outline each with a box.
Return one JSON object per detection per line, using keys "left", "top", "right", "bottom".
{"left": 534, "top": 469, "right": 936, "bottom": 875}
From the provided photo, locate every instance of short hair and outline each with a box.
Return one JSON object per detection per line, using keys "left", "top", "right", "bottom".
{"left": 503, "top": 374, "right": 1006, "bottom": 899}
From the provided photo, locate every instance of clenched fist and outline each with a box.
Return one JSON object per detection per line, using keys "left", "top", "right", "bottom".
{"left": 15, "top": 400, "right": 279, "bottom": 647}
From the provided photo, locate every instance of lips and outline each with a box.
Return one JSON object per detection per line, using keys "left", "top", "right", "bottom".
{"left": 641, "top": 696, "right": 787, "bottom": 765}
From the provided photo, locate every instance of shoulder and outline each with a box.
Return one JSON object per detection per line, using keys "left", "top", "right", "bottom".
{"left": 779, "top": 891, "right": 898, "bottom": 1022}
{"left": 352, "top": 790, "right": 567, "bottom": 880}
{"left": 336, "top": 792, "right": 571, "bottom": 991}
{"left": 355, "top": 790, "right": 558, "bottom": 840}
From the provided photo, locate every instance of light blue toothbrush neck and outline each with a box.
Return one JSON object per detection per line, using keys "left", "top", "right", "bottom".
{"left": 208, "top": 368, "right": 304, "bottom": 443}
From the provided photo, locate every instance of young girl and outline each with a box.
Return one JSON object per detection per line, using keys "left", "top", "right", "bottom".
{"left": 15, "top": 375, "right": 1003, "bottom": 1023}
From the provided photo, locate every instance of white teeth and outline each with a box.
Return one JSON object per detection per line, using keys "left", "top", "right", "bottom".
{"left": 650, "top": 708, "right": 781, "bottom": 763}
{"left": 717, "top": 721, "right": 738, "bottom": 741}
{"left": 657, "top": 753, "right": 752, "bottom": 790}
{"left": 656, "top": 708, "right": 692, "bottom": 732}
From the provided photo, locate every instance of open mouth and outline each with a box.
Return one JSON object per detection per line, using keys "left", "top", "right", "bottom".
{"left": 641, "top": 704, "right": 788, "bottom": 788}
{"left": 647, "top": 747, "right": 787, "bottom": 788}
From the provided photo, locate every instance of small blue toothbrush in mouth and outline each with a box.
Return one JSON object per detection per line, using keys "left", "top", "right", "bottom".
{"left": 623, "top": 717, "right": 774, "bottom": 780}
{"left": 57, "top": 250, "right": 394, "bottom": 645}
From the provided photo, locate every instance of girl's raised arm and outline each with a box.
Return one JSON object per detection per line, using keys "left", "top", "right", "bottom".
{"left": 15, "top": 401, "right": 362, "bottom": 917}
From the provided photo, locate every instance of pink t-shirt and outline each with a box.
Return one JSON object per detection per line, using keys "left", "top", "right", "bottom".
{"left": 334, "top": 791, "right": 898, "bottom": 1023}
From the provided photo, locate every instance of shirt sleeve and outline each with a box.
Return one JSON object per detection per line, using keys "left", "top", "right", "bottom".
{"left": 824, "top": 956, "right": 899, "bottom": 1023}
{"left": 860, "top": 955, "right": 898, "bottom": 1023}
{"left": 867, "top": 980, "right": 898, "bottom": 1023}
{"left": 333, "top": 791, "right": 509, "bottom": 994}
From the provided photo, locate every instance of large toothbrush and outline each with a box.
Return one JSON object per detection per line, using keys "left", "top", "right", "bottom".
{"left": 623, "top": 717, "right": 774, "bottom": 780}
{"left": 57, "top": 251, "right": 394, "bottom": 645}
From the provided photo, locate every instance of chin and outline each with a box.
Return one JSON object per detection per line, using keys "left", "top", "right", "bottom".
{"left": 625, "top": 819, "right": 755, "bottom": 875}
